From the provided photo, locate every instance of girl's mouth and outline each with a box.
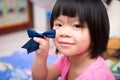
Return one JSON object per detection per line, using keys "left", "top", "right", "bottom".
{"left": 59, "top": 41, "right": 74, "bottom": 48}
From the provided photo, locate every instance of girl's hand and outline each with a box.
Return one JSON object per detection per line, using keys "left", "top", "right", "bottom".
{"left": 33, "top": 37, "right": 50, "bottom": 59}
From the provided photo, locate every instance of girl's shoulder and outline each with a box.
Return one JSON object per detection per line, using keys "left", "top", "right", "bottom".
{"left": 88, "top": 56, "right": 115, "bottom": 80}
{"left": 77, "top": 56, "right": 115, "bottom": 80}
{"left": 88, "top": 56, "right": 110, "bottom": 72}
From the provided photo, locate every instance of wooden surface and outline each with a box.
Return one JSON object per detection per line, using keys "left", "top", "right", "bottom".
{"left": 107, "top": 38, "right": 120, "bottom": 56}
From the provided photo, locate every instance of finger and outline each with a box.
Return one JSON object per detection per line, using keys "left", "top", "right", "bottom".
{"left": 33, "top": 37, "right": 50, "bottom": 49}
{"left": 33, "top": 37, "right": 44, "bottom": 44}
{"left": 34, "top": 37, "right": 49, "bottom": 43}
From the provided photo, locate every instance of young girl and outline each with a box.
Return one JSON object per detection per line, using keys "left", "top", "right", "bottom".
{"left": 32, "top": 0, "right": 115, "bottom": 80}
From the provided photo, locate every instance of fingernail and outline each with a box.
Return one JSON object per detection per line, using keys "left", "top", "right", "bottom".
{"left": 33, "top": 37, "right": 37, "bottom": 40}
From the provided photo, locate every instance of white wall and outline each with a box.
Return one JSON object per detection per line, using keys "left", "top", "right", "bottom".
{"left": 33, "top": 4, "right": 47, "bottom": 32}
{"left": 108, "top": 0, "right": 120, "bottom": 38}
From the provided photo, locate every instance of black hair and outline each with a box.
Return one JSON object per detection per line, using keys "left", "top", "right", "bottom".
{"left": 50, "top": 0, "right": 110, "bottom": 58}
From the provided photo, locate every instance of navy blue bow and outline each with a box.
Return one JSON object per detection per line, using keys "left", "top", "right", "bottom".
{"left": 22, "top": 29, "right": 56, "bottom": 54}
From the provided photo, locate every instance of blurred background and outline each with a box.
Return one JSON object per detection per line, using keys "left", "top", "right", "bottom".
{"left": 0, "top": 0, "right": 57, "bottom": 56}
{"left": 0, "top": 0, "right": 120, "bottom": 80}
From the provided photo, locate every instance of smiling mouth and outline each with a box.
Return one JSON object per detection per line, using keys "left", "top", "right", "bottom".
{"left": 59, "top": 41, "right": 74, "bottom": 47}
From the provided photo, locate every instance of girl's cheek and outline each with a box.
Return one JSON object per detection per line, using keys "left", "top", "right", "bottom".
{"left": 53, "top": 26, "right": 55, "bottom": 29}
{"left": 54, "top": 29, "right": 58, "bottom": 38}
{"left": 53, "top": 38, "right": 57, "bottom": 47}
{"left": 53, "top": 25, "right": 58, "bottom": 29}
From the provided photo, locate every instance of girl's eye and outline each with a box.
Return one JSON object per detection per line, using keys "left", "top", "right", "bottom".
{"left": 55, "top": 24, "right": 62, "bottom": 27}
{"left": 73, "top": 24, "right": 82, "bottom": 28}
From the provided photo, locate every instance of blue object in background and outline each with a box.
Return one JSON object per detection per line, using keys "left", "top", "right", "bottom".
{"left": 0, "top": 50, "right": 58, "bottom": 80}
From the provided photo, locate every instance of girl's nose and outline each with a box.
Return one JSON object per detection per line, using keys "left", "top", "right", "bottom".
{"left": 59, "top": 27, "right": 71, "bottom": 37}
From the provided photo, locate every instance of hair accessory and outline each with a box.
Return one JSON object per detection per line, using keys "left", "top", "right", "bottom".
{"left": 22, "top": 29, "right": 56, "bottom": 54}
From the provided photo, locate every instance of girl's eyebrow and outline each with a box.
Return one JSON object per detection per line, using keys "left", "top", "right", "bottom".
{"left": 54, "top": 18, "right": 63, "bottom": 22}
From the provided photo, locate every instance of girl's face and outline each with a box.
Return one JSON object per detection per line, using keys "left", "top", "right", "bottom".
{"left": 53, "top": 15, "right": 92, "bottom": 56}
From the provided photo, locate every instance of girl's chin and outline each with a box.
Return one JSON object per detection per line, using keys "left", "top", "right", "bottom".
{"left": 60, "top": 51, "right": 76, "bottom": 56}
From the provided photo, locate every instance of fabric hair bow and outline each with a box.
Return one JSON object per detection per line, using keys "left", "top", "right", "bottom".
{"left": 22, "top": 29, "right": 56, "bottom": 54}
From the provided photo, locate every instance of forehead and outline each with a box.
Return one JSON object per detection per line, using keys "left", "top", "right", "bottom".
{"left": 55, "top": 15, "right": 79, "bottom": 21}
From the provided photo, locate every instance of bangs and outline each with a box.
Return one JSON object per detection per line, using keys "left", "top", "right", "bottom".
{"left": 50, "top": 0, "right": 87, "bottom": 28}
{"left": 59, "top": 0, "right": 78, "bottom": 17}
